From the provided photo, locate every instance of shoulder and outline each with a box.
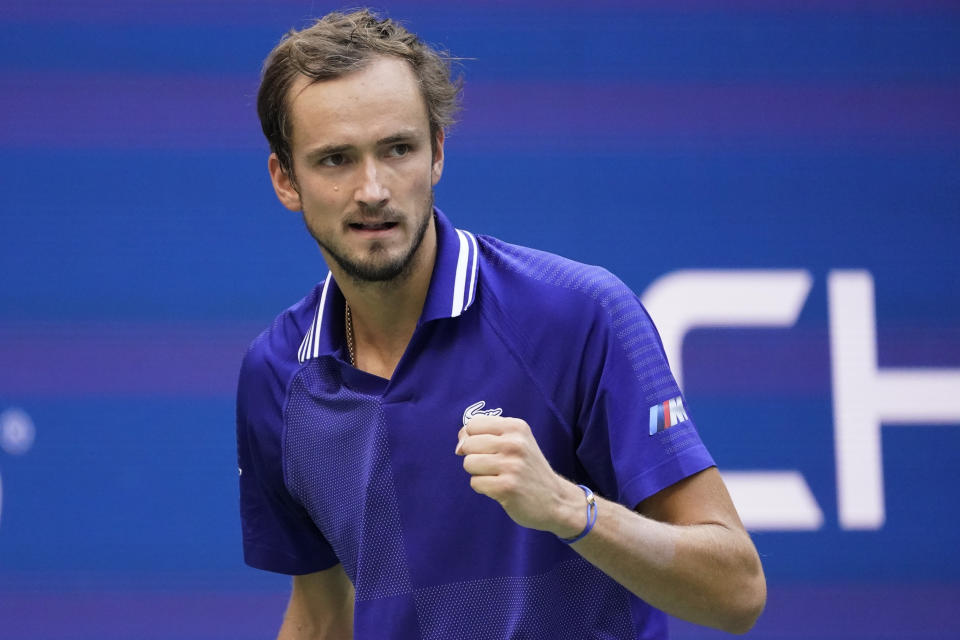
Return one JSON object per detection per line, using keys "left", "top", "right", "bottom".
{"left": 238, "top": 283, "right": 325, "bottom": 417}
{"left": 473, "top": 235, "right": 671, "bottom": 397}
{"left": 475, "top": 235, "right": 653, "bottom": 338}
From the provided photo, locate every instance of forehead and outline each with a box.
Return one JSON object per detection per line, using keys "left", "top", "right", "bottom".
{"left": 286, "top": 56, "right": 430, "bottom": 150}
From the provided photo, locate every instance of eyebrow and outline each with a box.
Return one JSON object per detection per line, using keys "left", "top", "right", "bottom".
{"left": 303, "top": 130, "right": 423, "bottom": 162}
{"left": 377, "top": 131, "right": 419, "bottom": 146}
{"left": 304, "top": 144, "right": 350, "bottom": 163}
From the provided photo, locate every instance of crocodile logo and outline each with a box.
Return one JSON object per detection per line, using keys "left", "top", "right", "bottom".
{"left": 462, "top": 400, "right": 503, "bottom": 426}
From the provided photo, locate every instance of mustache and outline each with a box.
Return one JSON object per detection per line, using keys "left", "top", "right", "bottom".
{"left": 346, "top": 206, "right": 403, "bottom": 225}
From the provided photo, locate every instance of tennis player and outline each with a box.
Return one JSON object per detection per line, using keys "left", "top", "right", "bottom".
{"left": 237, "top": 9, "right": 765, "bottom": 639}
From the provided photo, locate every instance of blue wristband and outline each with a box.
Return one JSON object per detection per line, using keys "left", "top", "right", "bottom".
{"left": 559, "top": 484, "right": 598, "bottom": 544}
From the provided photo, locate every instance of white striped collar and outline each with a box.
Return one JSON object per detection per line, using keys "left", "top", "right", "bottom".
{"left": 297, "top": 208, "right": 479, "bottom": 363}
{"left": 297, "top": 271, "right": 334, "bottom": 364}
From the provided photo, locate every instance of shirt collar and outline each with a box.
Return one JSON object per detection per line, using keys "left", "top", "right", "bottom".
{"left": 297, "top": 207, "right": 479, "bottom": 363}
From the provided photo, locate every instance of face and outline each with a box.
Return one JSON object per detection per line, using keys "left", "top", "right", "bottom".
{"left": 268, "top": 56, "right": 444, "bottom": 284}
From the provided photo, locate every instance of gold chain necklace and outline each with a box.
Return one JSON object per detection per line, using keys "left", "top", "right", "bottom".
{"left": 344, "top": 303, "right": 356, "bottom": 367}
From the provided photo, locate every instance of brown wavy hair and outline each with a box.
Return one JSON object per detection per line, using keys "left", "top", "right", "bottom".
{"left": 257, "top": 8, "right": 462, "bottom": 183}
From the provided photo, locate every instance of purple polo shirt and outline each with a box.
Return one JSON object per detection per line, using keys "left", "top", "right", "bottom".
{"left": 236, "top": 209, "right": 715, "bottom": 639}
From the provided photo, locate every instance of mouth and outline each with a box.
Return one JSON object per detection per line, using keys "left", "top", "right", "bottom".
{"left": 348, "top": 221, "right": 399, "bottom": 232}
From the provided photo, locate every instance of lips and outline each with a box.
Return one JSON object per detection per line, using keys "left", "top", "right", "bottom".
{"left": 349, "top": 221, "right": 398, "bottom": 231}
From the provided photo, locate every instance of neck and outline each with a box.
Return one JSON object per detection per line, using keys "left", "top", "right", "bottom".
{"left": 335, "top": 217, "right": 437, "bottom": 378}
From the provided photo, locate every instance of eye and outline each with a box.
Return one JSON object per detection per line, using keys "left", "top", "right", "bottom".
{"left": 389, "top": 143, "right": 411, "bottom": 157}
{"left": 320, "top": 153, "right": 346, "bottom": 167}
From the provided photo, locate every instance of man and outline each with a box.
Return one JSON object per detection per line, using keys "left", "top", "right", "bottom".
{"left": 237, "top": 9, "right": 765, "bottom": 639}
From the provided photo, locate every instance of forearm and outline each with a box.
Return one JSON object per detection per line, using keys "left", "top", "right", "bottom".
{"left": 276, "top": 570, "right": 354, "bottom": 640}
{"left": 277, "top": 607, "right": 353, "bottom": 640}
{"left": 556, "top": 483, "right": 766, "bottom": 633}
{"left": 456, "top": 417, "right": 765, "bottom": 632}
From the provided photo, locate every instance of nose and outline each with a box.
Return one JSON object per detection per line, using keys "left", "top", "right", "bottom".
{"left": 354, "top": 157, "right": 389, "bottom": 210}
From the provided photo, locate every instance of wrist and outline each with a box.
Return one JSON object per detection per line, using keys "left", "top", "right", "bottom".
{"left": 551, "top": 481, "right": 591, "bottom": 539}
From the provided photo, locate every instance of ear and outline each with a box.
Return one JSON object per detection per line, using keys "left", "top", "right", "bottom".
{"left": 431, "top": 129, "right": 445, "bottom": 186}
{"left": 268, "top": 153, "right": 302, "bottom": 212}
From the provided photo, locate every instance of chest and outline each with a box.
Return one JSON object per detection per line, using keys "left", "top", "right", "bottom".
{"left": 281, "top": 317, "right": 580, "bottom": 587}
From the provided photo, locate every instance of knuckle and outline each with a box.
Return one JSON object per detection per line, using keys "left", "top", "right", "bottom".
{"left": 502, "top": 436, "right": 523, "bottom": 455}
{"left": 506, "top": 435, "right": 526, "bottom": 455}
{"left": 506, "top": 418, "right": 529, "bottom": 432}
{"left": 505, "top": 458, "right": 524, "bottom": 476}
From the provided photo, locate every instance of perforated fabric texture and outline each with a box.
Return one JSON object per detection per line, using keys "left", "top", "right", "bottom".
{"left": 480, "top": 237, "right": 677, "bottom": 405}
{"left": 412, "top": 557, "right": 635, "bottom": 639}
{"left": 284, "top": 358, "right": 413, "bottom": 601}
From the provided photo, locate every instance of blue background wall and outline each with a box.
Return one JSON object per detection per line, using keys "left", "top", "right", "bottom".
{"left": 1, "top": 1, "right": 958, "bottom": 638}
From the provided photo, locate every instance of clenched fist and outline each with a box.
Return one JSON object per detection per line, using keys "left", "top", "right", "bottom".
{"left": 455, "top": 415, "right": 586, "bottom": 538}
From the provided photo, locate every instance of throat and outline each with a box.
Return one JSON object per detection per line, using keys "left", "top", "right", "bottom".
{"left": 344, "top": 303, "right": 412, "bottom": 379}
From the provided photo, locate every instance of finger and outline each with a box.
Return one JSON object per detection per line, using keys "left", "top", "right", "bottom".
{"left": 462, "top": 414, "right": 509, "bottom": 435}
{"left": 454, "top": 422, "right": 478, "bottom": 451}
{"left": 468, "top": 474, "right": 505, "bottom": 498}
{"left": 462, "top": 452, "right": 502, "bottom": 476}
{"left": 456, "top": 418, "right": 503, "bottom": 454}
{"left": 454, "top": 424, "right": 470, "bottom": 454}
{"left": 457, "top": 434, "right": 503, "bottom": 456}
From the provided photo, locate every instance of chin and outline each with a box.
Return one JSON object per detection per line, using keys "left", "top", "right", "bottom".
{"left": 312, "top": 204, "right": 433, "bottom": 283}
{"left": 335, "top": 248, "right": 417, "bottom": 283}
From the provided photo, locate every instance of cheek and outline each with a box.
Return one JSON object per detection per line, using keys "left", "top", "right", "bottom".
{"left": 419, "top": 174, "right": 434, "bottom": 195}
{"left": 301, "top": 184, "right": 347, "bottom": 215}
{"left": 410, "top": 167, "right": 436, "bottom": 195}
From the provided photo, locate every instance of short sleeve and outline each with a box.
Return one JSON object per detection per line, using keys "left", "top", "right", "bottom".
{"left": 574, "top": 290, "right": 715, "bottom": 510}
{"left": 236, "top": 338, "right": 340, "bottom": 575}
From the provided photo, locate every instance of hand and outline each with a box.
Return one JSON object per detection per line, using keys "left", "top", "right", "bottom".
{"left": 455, "top": 415, "right": 585, "bottom": 537}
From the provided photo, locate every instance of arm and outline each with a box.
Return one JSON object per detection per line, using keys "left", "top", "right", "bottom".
{"left": 567, "top": 467, "right": 765, "bottom": 633}
{"left": 456, "top": 416, "right": 766, "bottom": 634}
{"left": 277, "top": 564, "right": 354, "bottom": 640}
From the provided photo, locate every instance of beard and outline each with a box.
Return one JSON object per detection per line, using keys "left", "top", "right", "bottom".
{"left": 307, "top": 193, "right": 434, "bottom": 284}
